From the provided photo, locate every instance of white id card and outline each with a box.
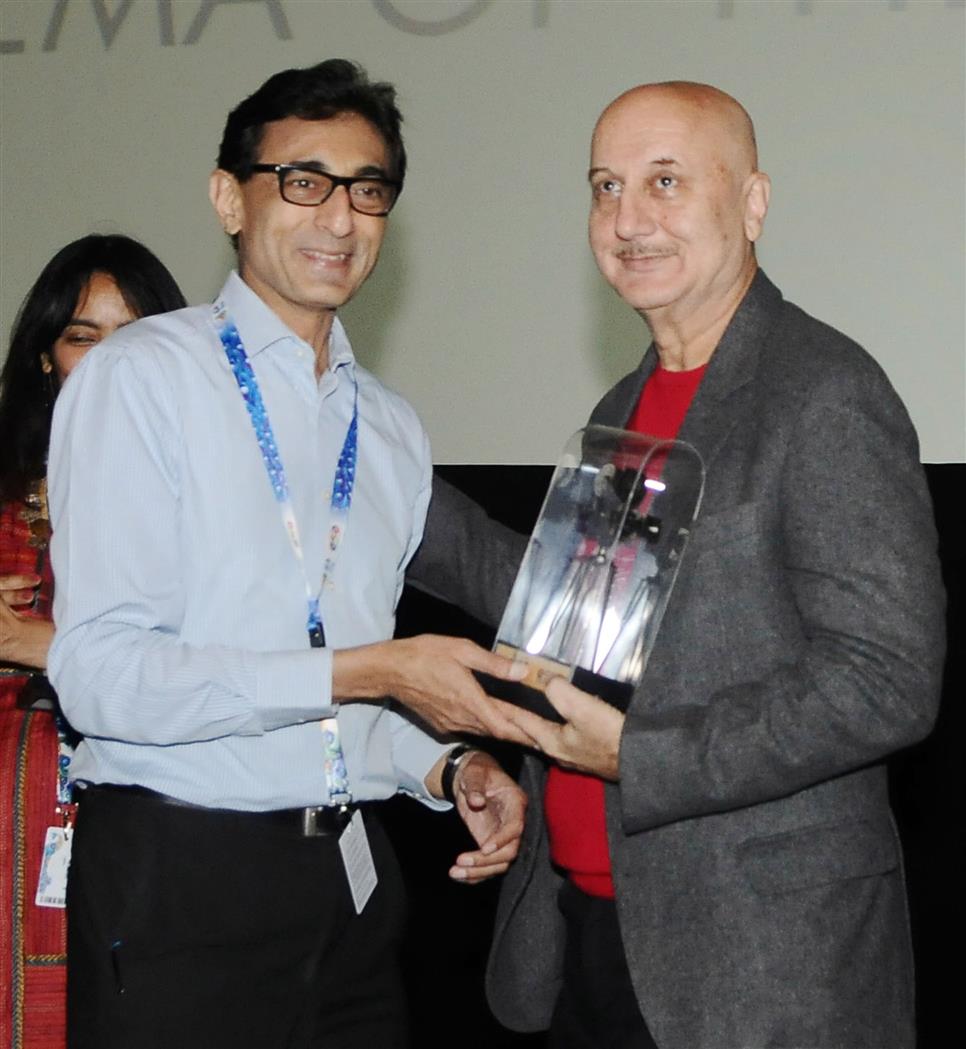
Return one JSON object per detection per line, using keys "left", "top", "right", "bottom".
{"left": 339, "top": 809, "right": 377, "bottom": 915}
{"left": 36, "top": 825, "right": 73, "bottom": 908}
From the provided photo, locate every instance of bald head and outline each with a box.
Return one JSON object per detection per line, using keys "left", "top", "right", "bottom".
{"left": 594, "top": 81, "right": 759, "bottom": 179}
{"left": 587, "top": 80, "right": 770, "bottom": 355}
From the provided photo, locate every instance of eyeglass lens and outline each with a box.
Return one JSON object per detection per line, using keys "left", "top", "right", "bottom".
{"left": 280, "top": 169, "right": 396, "bottom": 215}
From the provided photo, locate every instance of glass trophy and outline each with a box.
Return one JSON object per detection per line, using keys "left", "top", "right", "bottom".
{"left": 476, "top": 425, "right": 705, "bottom": 723}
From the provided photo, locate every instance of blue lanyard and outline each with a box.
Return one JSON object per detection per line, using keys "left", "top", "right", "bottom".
{"left": 214, "top": 300, "right": 355, "bottom": 805}
{"left": 213, "top": 300, "right": 358, "bottom": 648}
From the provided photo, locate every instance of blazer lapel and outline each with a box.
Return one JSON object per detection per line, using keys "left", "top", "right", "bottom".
{"left": 676, "top": 270, "right": 783, "bottom": 473}
{"left": 586, "top": 270, "right": 783, "bottom": 462}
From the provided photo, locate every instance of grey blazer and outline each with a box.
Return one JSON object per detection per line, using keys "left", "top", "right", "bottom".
{"left": 411, "top": 271, "right": 946, "bottom": 1049}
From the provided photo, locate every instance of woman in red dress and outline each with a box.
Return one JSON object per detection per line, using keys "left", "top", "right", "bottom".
{"left": 0, "top": 235, "right": 184, "bottom": 1048}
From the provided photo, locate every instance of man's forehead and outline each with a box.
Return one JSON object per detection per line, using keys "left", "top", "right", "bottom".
{"left": 591, "top": 111, "right": 713, "bottom": 166}
{"left": 258, "top": 113, "right": 387, "bottom": 159}
{"left": 590, "top": 87, "right": 754, "bottom": 171}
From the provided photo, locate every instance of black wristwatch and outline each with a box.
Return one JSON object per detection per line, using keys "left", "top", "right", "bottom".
{"left": 441, "top": 744, "right": 477, "bottom": 804}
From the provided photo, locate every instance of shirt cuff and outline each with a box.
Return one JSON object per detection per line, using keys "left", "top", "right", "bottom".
{"left": 390, "top": 712, "right": 453, "bottom": 811}
{"left": 253, "top": 647, "right": 334, "bottom": 732}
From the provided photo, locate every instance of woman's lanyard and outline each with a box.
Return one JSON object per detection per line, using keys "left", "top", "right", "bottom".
{"left": 214, "top": 300, "right": 356, "bottom": 805}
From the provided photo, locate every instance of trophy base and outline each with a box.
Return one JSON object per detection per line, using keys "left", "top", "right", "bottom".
{"left": 473, "top": 665, "right": 634, "bottom": 725}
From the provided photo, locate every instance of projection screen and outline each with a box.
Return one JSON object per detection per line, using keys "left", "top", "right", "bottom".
{"left": 1, "top": 0, "right": 963, "bottom": 463}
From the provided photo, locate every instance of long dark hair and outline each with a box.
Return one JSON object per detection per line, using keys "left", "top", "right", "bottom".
{"left": 0, "top": 234, "right": 186, "bottom": 504}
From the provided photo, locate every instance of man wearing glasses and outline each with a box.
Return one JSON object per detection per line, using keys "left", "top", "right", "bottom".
{"left": 47, "top": 60, "right": 528, "bottom": 1049}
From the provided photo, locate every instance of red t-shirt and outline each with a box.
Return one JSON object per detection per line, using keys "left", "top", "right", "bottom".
{"left": 544, "top": 361, "right": 707, "bottom": 897}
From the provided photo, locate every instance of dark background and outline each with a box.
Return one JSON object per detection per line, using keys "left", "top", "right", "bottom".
{"left": 383, "top": 462, "right": 964, "bottom": 1049}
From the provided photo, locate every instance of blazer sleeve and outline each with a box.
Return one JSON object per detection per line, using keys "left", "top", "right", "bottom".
{"left": 406, "top": 473, "right": 528, "bottom": 629}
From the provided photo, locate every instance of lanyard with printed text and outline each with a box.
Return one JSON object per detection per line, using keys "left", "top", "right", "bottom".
{"left": 214, "top": 299, "right": 356, "bottom": 804}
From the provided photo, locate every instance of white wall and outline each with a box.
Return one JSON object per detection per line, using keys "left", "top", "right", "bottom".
{"left": 2, "top": 0, "right": 963, "bottom": 462}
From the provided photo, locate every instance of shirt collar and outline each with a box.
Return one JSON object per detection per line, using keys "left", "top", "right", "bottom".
{"left": 217, "top": 270, "right": 356, "bottom": 375}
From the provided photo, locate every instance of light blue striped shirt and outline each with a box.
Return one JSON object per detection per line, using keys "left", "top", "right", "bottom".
{"left": 48, "top": 272, "right": 448, "bottom": 811}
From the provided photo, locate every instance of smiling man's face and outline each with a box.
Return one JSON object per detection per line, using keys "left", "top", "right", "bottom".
{"left": 588, "top": 84, "right": 768, "bottom": 327}
{"left": 211, "top": 112, "right": 390, "bottom": 340}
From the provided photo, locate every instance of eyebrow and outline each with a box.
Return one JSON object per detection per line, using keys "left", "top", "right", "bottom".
{"left": 588, "top": 156, "right": 682, "bottom": 181}
{"left": 65, "top": 318, "right": 134, "bottom": 331}
{"left": 287, "top": 159, "right": 391, "bottom": 179}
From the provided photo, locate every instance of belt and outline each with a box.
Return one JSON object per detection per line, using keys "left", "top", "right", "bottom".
{"left": 82, "top": 783, "right": 357, "bottom": 837}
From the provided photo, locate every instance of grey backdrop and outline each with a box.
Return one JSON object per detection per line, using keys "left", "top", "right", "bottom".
{"left": 1, "top": 0, "right": 964, "bottom": 463}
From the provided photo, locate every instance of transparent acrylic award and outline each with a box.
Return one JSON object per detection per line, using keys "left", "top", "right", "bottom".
{"left": 476, "top": 425, "right": 705, "bottom": 722}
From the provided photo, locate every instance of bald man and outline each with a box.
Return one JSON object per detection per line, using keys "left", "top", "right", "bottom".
{"left": 413, "top": 82, "right": 945, "bottom": 1048}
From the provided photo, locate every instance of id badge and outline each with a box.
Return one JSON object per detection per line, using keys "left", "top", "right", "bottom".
{"left": 338, "top": 809, "right": 377, "bottom": 915}
{"left": 36, "top": 825, "right": 73, "bottom": 908}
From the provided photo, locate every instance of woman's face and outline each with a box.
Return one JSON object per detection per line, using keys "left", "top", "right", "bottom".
{"left": 48, "top": 271, "right": 137, "bottom": 384}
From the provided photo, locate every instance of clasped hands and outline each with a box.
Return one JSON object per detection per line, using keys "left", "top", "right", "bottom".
{"left": 334, "top": 634, "right": 623, "bottom": 883}
{"left": 348, "top": 634, "right": 623, "bottom": 781}
{"left": 400, "top": 637, "right": 624, "bottom": 882}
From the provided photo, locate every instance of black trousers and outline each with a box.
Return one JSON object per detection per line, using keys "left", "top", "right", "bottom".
{"left": 549, "top": 882, "right": 658, "bottom": 1049}
{"left": 67, "top": 785, "right": 408, "bottom": 1049}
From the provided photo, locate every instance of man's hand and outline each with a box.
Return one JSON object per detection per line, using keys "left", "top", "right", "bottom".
{"left": 444, "top": 751, "right": 527, "bottom": 884}
{"left": 332, "top": 635, "right": 533, "bottom": 745}
{"left": 503, "top": 677, "right": 624, "bottom": 780}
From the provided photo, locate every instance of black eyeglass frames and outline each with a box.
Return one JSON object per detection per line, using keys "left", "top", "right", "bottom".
{"left": 246, "top": 164, "right": 401, "bottom": 216}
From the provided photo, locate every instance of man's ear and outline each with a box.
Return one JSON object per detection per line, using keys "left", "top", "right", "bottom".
{"left": 209, "top": 169, "right": 244, "bottom": 237}
{"left": 743, "top": 171, "right": 771, "bottom": 244}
